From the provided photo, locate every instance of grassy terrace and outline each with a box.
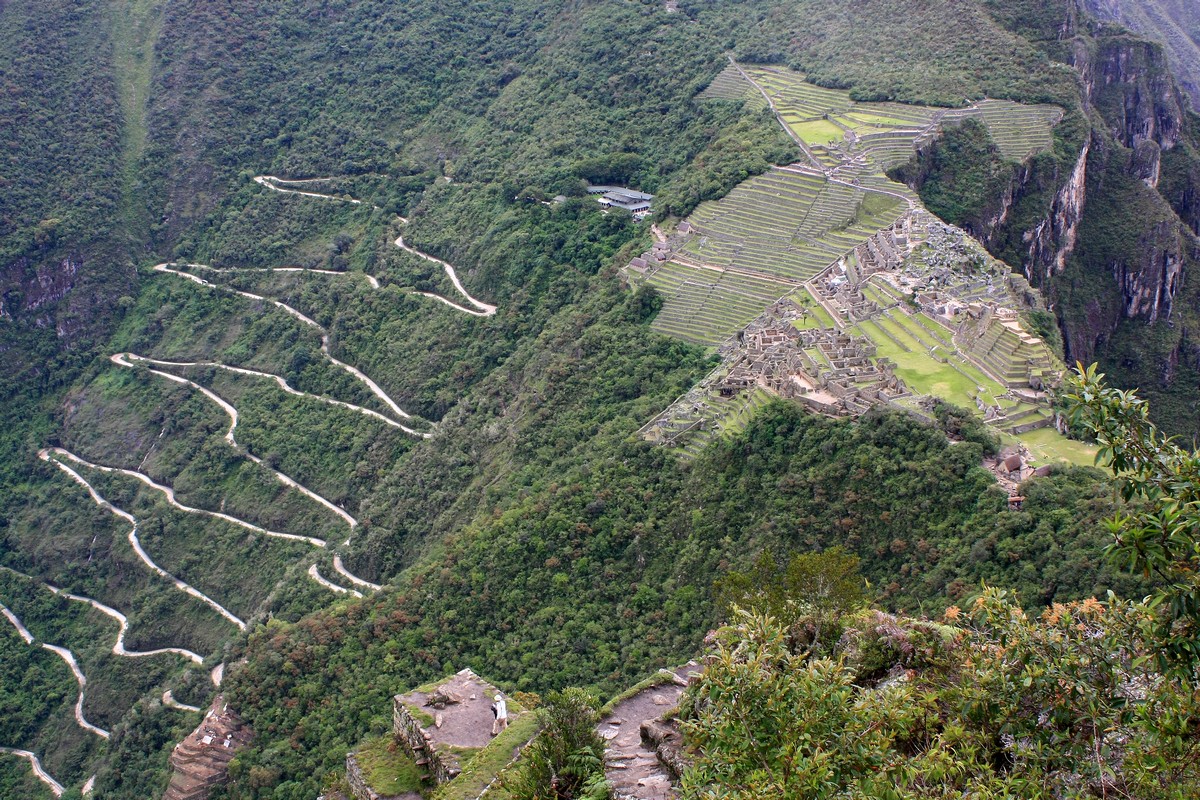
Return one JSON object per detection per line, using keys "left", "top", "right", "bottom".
{"left": 854, "top": 308, "right": 1009, "bottom": 410}
{"left": 675, "top": 388, "right": 775, "bottom": 459}
{"left": 730, "top": 64, "right": 1060, "bottom": 170}
{"left": 681, "top": 167, "right": 906, "bottom": 284}
{"left": 697, "top": 63, "right": 766, "bottom": 109}
{"left": 635, "top": 261, "right": 794, "bottom": 346}
{"left": 942, "top": 99, "right": 1063, "bottom": 162}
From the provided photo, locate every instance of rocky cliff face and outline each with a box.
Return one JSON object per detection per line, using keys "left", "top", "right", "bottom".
{"left": 902, "top": 14, "right": 1200, "bottom": 431}
{"left": 1076, "top": 34, "right": 1187, "bottom": 150}
{"left": 1080, "top": 0, "right": 1200, "bottom": 109}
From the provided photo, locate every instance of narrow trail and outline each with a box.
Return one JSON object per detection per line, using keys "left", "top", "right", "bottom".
{"left": 2, "top": 565, "right": 207, "bottom": 664}
{"left": 0, "top": 601, "right": 34, "bottom": 644}
{"left": 50, "top": 443, "right": 329, "bottom": 548}
{"left": 41, "top": 644, "right": 110, "bottom": 739}
{"left": 50, "top": 586, "right": 205, "bottom": 665}
{"left": 393, "top": 234, "right": 497, "bottom": 316}
{"left": 110, "top": 352, "right": 361, "bottom": 529}
{"left": 152, "top": 264, "right": 422, "bottom": 429}
{"left": 333, "top": 555, "right": 382, "bottom": 591}
{"left": 253, "top": 173, "right": 498, "bottom": 316}
{"left": 39, "top": 450, "right": 247, "bottom": 631}
{"left": 45, "top": 448, "right": 359, "bottom": 598}
{"left": 1, "top": 599, "right": 109, "bottom": 739}
{"left": 115, "top": 352, "right": 411, "bottom": 434}
{"left": 186, "top": 263, "right": 380, "bottom": 289}
{"left": 162, "top": 690, "right": 202, "bottom": 713}
{"left": 0, "top": 748, "right": 65, "bottom": 797}
{"left": 254, "top": 174, "right": 363, "bottom": 203}
{"left": 307, "top": 564, "right": 362, "bottom": 598}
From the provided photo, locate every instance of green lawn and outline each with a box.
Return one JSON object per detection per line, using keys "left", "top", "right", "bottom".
{"left": 1013, "top": 427, "right": 1099, "bottom": 468}
{"left": 858, "top": 323, "right": 998, "bottom": 408}
{"left": 791, "top": 119, "right": 846, "bottom": 145}
{"left": 791, "top": 289, "right": 836, "bottom": 329}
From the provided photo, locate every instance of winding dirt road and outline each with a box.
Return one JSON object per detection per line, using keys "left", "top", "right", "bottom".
{"left": 48, "top": 586, "right": 204, "bottom": 665}
{"left": 51, "top": 443, "right": 329, "bottom": 548}
{"left": 40, "top": 450, "right": 247, "bottom": 631}
{"left": 0, "top": 600, "right": 109, "bottom": 739}
{"left": 0, "top": 601, "right": 34, "bottom": 644}
{"left": 151, "top": 264, "right": 426, "bottom": 432}
{"left": 40, "top": 644, "right": 110, "bottom": 739}
{"left": 333, "top": 555, "right": 381, "bottom": 591}
{"left": 162, "top": 690, "right": 202, "bottom": 713}
{"left": 307, "top": 564, "right": 362, "bottom": 598}
{"left": 110, "top": 354, "right": 360, "bottom": 530}
{"left": 0, "top": 748, "right": 64, "bottom": 797}
{"left": 253, "top": 173, "right": 497, "bottom": 316}
{"left": 117, "top": 352, "right": 409, "bottom": 433}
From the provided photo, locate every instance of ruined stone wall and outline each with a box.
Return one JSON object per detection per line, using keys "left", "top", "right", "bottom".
{"left": 392, "top": 698, "right": 461, "bottom": 785}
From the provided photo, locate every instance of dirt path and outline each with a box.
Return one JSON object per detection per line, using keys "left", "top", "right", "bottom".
{"left": 40, "top": 450, "right": 247, "bottom": 631}
{"left": 598, "top": 670, "right": 690, "bottom": 800}
{"left": 254, "top": 175, "right": 364, "bottom": 204}
{"left": 188, "top": 263, "right": 380, "bottom": 289}
{"left": 118, "top": 352, "right": 410, "bottom": 433}
{"left": 332, "top": 555, "right": 381, "bottom": 591}
{"left": 252, "top": 173, "right": 498, "bottom": 317}
{"left": 51, "top": 443, "right": 330, "bottom": 547}
{"left": 0, "top": 748, "right": 65, "bottom": 797}
{"left": 1, "top": 599, "right": 110, "bottom": 739}
{"left": 307, "top": 564, "right": 362, "bottom": 597}
{"left": 392, "top": 235, "right": 497, "bottom": 316}
{"left": 162, "top": 690, "right": 202, "bottom": 713}
{"left": 152, "top": 264, "right": 423, "bottom": 430}
{"left": 110, "top": 353, "right": 361, "bottom": 530}
{"left": 0, "top": 601, "right": 34, "bottom": 644}
{"left": 48, "top": 586, "right": 204, "bottom": 664}
{"left": 41, "top": 644, "right": 110, "bottom": 739}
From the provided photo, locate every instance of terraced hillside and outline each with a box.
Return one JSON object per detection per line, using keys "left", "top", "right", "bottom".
{"left": 630, "top": 62, "right": 1076, "bottom": 459}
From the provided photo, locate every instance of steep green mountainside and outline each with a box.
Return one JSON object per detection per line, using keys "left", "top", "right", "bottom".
{"left": 1082, "top": 0, "right": 1200, "bottom": 107}
{"left": 0, "top": 0, "right": 1196, "bottom": 796}
{"left": 898, "top": 0, "right": 1200, "bottom": 439}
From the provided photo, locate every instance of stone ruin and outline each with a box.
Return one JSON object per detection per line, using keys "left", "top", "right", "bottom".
{"left": 715, "top": 300, "right": 909, "bottom": 417}
{"left": 852, "top": 213, "right": 917, "bottom": 279}
{"left": 390, "top": 669, "right": 516, "bottom": 787}
{"left": 162, "top": 696, "right": 253, "bottom": 800}
{"left": 814, "top": 270, "right": 880, "bottom": 323}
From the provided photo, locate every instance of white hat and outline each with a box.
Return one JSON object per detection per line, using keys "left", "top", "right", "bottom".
{"left": 494, "top": 694, "right": 502, "bottom": 701}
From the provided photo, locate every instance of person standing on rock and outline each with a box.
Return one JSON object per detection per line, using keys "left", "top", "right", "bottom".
{"left": 491, "top": 693, "right": 508, "bottom": 735}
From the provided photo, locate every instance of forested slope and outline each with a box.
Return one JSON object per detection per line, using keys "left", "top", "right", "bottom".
{"left": 0, "top": 0, "right": 1196, "bottom": 797}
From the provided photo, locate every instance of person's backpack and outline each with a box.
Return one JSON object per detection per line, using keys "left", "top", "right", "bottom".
{"left": 490, "top": 702, "right": 498, "bottom": 718}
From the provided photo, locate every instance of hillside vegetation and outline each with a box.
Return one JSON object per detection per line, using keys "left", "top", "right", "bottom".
{"left": 1, "top": 0, "right": 1198, "bottom": 797}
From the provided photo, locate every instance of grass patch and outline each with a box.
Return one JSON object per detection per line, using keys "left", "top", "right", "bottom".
{"left": 432, "top": 712, "right": 541, "bottom": 800}
{"left": 859, "top": 324, "right": 1001, "bottom": 408}
{"left": 354, "top": 735, "right": 427, "bottom": 796}
{"left": 791, "top": 119, "right": 846, "bottom": 145}
{"left": 1012, "top": 427, "right": 1099, "bottom": 468}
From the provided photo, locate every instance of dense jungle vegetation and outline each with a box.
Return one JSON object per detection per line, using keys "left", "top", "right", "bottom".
{"left": 2, "top": 0, "right": 1199, "bottom": 797}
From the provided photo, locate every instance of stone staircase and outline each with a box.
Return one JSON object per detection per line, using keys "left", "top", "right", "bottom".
{"left": 598, "top": 667, "right": 694, "bottom": 800}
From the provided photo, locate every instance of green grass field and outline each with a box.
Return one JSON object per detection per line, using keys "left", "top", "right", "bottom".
{"left": 792, "top": 119, "right": 846, "bottom": 145}
{"left": 1013, "top": 427, "right": 1099, "bottom": 468}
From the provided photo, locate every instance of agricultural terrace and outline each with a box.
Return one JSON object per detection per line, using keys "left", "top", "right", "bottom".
{"left": 703, "top": 63, "right": 1062, "bottom": 172}
{"left": 627, "top": 62, "right": 1070, "bottom": 455}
